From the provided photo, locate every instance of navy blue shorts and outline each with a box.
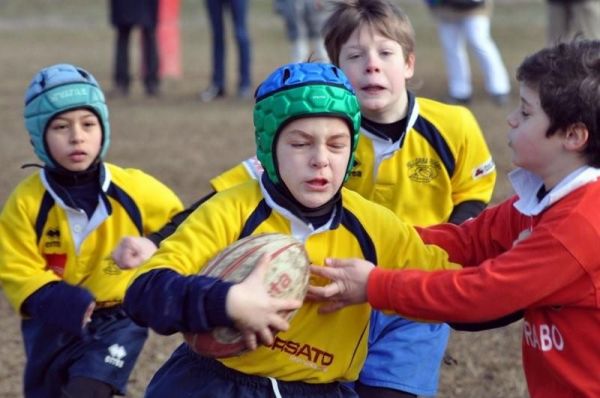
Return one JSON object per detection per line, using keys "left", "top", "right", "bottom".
{"left": 146, "top": 343, "right": 358, "bottom": 398}
{"left": 21, "top": 306, "right": 147, "bottom": 397}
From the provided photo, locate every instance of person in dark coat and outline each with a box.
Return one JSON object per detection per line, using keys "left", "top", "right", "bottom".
{"left": 109, "top": 0, "right": 160, "bottom": 96}
{"left": 198, "top": 0, "right": 252, "bottom": 102}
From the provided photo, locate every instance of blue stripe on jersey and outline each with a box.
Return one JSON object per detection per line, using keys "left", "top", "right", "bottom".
{"left": 340, "top": 209, "right": 377, "bottom": 264}
{"left": 412, "top": 116, "right": 456, "bottom": 177}
{"left": 106, "top": 183, "right": 143, "bottom": 235}
{"left": 35, "top": 192, "right": 55, "bottom": 244}
{"left": 239, "top": 199, "right": 272, "bottom": 239}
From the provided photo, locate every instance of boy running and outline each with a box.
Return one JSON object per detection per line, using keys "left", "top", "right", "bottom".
{"left": 0, "top": 64, "right": 183, "bottom": 397}
{"left": 122, "top": 62, "right": 460, "bottom": 397}
{"left": 114, "top": 2, "right": 496, "bottom": 396}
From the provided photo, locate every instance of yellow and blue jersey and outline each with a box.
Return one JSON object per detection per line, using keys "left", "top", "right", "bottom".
{"left": 347, "top": 96, "right": 495, "bottom": 226}
{"left": 0, "top": 162, "right": 183, "bottom": 313}
{"left": 129, "top": 177, "right": 459, "bottom": 383}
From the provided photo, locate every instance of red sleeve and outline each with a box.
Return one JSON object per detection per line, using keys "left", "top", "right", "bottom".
{"left": 416, "top": 196, "right": 522, "bottom": 267}
{"left": 368, "top": 204, "right": 590, "bottom": 323}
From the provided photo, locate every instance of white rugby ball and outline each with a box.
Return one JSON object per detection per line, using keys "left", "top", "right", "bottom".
{"left": 184, "top": 233, "right": 310, "bottom": 358}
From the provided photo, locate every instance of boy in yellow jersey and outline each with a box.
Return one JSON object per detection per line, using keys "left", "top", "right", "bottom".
{"left": 114, "top": 1, "right": 496, "bottom": 397}
{"left": 122, "top": 62, "right": 460, "bottom": 397}
{"left": 0, "top": 64, "right": 183, "bottom": 397}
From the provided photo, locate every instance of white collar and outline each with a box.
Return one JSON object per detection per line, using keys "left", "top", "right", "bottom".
{"left": 509, "top": 166, "right": 600, "bottom": 216}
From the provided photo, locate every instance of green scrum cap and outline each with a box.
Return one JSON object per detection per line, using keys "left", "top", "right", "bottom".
{"left": 23, "top": 63, "right": 110, "bottom": 168}
{"left": 253, "top": 62, "right": 361, "bottom": 184}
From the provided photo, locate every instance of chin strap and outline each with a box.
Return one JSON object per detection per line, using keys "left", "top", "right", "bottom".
{"left": 21, "top": 163, "right": 44, "bottom": 169}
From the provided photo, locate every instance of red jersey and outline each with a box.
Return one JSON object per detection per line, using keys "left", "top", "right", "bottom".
{"left": 368, "top": 167, "right": 600, "bottom": 397}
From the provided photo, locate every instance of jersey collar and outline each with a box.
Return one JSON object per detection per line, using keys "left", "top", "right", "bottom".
{"left": 510, "top": 166, "right": 600, "bottom": 216}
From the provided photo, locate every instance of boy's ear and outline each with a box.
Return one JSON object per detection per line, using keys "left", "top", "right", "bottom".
{"left": 563, "top": 122, "right": 589, "bottom": 152}
{"left": 405, "top": 53, "right": 416, "bottom": 78}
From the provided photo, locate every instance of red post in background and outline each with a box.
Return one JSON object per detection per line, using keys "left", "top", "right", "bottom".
{"left": 158, "top": 0, "right": 182, "bottom": 79}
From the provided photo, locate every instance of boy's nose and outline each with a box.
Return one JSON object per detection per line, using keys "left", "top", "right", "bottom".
{"left": 365, "top": 55, "right": 381, "bottom": 73}
{"left": 70, "top": 125, "right": 85, "bottom": 143}
{"left": 506, "top": 109, "right": 518, "bottom": 128}
{"left": 310, "top": 147, "right": 329, "bottom": 168}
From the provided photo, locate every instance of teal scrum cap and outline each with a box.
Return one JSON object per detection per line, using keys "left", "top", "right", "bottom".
{"left": 23, "top": 63, "right": 110, "bottom": 167}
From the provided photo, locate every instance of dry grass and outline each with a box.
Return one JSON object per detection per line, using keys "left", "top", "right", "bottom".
{"left": 0, "top": 0, "right": 547, "bottom": 396}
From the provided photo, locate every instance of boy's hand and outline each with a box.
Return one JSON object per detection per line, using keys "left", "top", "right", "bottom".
{"left": 226, "top": 254, "right": 302, "bottom": 350}
{"left": 112, "top": 236, "right": 158, "bottom": 269}
{"left": 307, "top": 258, "right": 375, "bottom": 313}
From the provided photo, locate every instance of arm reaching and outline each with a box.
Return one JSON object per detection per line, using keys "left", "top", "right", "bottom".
{"left": 113, "top": 193, "right": 215, "bottom": 269}
{"left": 112, "top": 236, "right": 158, "bottom": 269}
{"left": 307, "top": 258, "right": 375, "bottom": 313}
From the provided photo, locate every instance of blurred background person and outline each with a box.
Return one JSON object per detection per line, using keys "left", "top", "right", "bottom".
{"left": 274, "top": 0, "right": 329, "bottom": 62}
{"left": 109, "top": 0, "right": 160, "bottom": 97}
{"left": 199, "top": 0, "right": 252, "bottom": 102}
{"left": 546, "top": 0, "right": 600, "bottom": 44}
{"left": 425, "top": 0, "right": 510, "bottom": 106}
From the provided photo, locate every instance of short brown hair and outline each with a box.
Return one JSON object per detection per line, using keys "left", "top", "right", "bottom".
{"left": 322, "top": 0, "right": 416, "bottom": 66}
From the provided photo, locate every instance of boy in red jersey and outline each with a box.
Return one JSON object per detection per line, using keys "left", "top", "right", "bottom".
{"left": 309, "top": 39, "right": 600, "bottom": 398}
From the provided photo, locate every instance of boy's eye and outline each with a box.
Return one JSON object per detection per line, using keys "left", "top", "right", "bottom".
{"left": 291, "top": 142, "right": 308, "bottom": 148}
{"left": 329, "top": 141, "right": 349, "bottom": 150}
{"left": 50, "top": 123, "right": 67, "bottom": 130}
{"left": 519, "top": 107, "right": 530, "bottom": 118}
{"left": 345, "top": 52, "right": 361, "bottom": 60}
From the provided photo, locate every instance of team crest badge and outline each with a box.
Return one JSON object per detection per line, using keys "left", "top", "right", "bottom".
{"left": 408, "top": 158, "right": 441, "bottom": 183}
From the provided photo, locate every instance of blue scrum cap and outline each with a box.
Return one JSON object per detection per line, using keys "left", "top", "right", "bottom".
{"left": 23, "top": 63, "right": 110, "bottom": 167}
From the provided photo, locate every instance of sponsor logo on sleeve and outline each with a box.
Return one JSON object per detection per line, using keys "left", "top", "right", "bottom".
{"left": 472, "top": 158, "right": 496, "bottom": 179}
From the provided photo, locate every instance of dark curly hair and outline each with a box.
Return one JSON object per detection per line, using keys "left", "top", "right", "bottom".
{"left": 517, "top": 40, "right": 600, "bottom": 167}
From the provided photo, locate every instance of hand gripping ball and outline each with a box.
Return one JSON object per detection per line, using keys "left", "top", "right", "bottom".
{"left": 184, "top": 233, "right": 310, "bottom": 358}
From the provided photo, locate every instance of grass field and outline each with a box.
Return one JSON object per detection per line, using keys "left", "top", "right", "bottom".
{"left": 0, "top": 0, "right": 547, "bottom": 396}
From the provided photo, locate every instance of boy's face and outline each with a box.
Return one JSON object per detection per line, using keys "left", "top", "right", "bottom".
{"left": 337, "top": 24, "right": 415, "bottom": 124}
{"left": 276, "top": 116, "right": 351, "bottom": 209}
{"left": 45, "top": 109, "right": 103, "bottom": 172}
{"left": 507, "top": 83, "right": 558, "bottom": 178}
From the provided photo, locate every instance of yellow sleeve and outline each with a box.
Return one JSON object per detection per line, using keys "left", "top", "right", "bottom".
{"left": 132, "top": 182, "right": 259, "bottom": 279}
{"left": 0, "top": 182, "right": 61, "bottom": 313}
{"left": 128, "top": 170, "right": 183, "bottom": 234}
{"left": 448, "top": 106, "right": 496, "bottom": 205}
{"left": 210, "top": 156, "right": 262, "bottom": 192}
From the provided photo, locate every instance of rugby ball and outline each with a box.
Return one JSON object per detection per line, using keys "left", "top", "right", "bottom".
{"left": 184, "top": 233, "right": 310, "bottom": 358}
